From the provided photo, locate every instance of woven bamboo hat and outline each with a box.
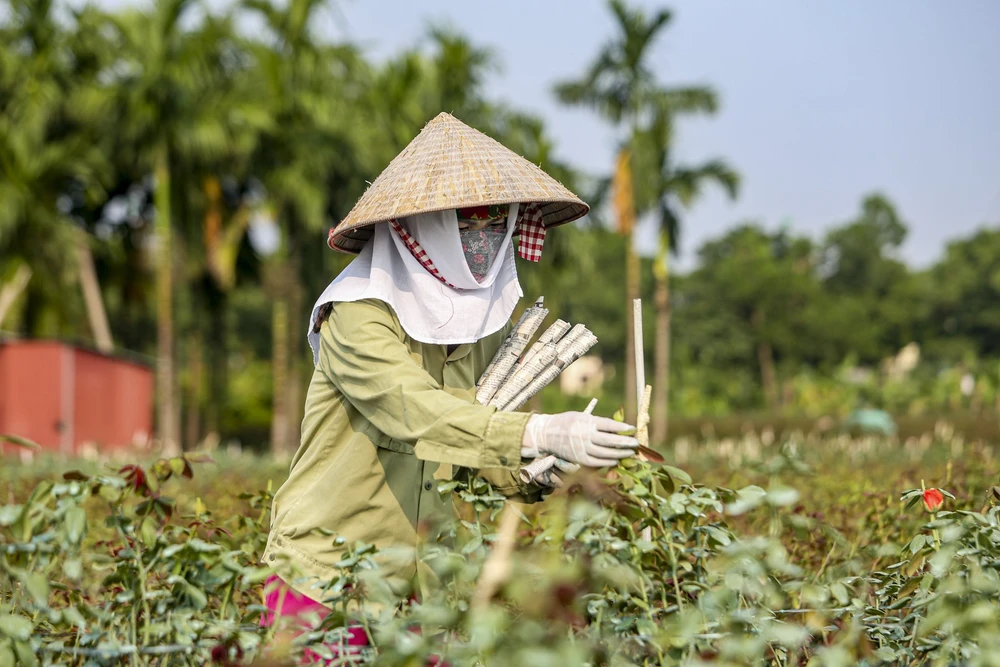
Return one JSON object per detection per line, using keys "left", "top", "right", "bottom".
{"left": 328, "top": 112, "right": 590, "bottom": 253}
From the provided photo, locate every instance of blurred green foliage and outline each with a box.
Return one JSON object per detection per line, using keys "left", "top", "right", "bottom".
{"left": 2, "top": 427, "right": 1000, "bottom": 665}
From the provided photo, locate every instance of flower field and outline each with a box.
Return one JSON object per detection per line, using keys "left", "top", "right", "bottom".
{"left": 2, "top": 425, "right": 999, "bottom": 666}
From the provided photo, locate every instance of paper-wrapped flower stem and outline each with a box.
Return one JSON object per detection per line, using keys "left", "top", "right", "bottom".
{"left": 475, "top": 297, "right": 548, "bottom": 405}
{"left": 477, "top": 298, "right": 538, "bottom": 390}
{"left": 488, "top": 321, "right": 577, "bottom": 408}
{"left": 501, "top": 331, "right": 598, "bottom": 411}
{"left": 517, "top": 319, "right": 570, "bottom": 372}
{"left": 477, "top": 297, "right": 546, "bottom": 390}
{"left": 488, "top": 346, "right": 558, "bottom": 408}
{"left": 497, "top": 325, "right": 589, "bottom": 411}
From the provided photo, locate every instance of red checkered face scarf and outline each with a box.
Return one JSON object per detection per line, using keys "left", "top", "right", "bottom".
{"left": 390, "top": 203, "right": 546, "bottom": 288}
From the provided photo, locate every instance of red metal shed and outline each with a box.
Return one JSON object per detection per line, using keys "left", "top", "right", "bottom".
{"left": 0, "top": 339, "right": 153, "bottom": 456}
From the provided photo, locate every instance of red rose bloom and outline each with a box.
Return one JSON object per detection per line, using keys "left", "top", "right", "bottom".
{"left": 922, "top": 488, "right": 944, "bottom": 512}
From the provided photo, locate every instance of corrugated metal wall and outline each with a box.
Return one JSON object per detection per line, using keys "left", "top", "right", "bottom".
{"left": 0, "top": 341, "right": 153, "bottom": 456}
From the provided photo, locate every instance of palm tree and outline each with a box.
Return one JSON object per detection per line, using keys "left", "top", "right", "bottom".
{"left": 0, "top": 0, "right": 113, "bottom": 345}
{"left": 363, "top": 26, "right": 498, "bottom": 160}
{"left": 426, "top": 26, "right": 496, "bottom": 126}
{"left": 82, "top": 0, "right": 254, "bottom": 453}
{"left": 632, "top": 104, "right": 739, "bottom": 443}
{"left": 555, "top": 0, "right": 712, "bottom": 422}
{"left": 243, "top": 0, "right": 365, "bottom": 458}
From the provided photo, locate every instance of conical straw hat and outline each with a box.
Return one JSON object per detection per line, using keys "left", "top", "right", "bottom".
{"left": 329, "top": 112, "right": 590, "bottom": 253}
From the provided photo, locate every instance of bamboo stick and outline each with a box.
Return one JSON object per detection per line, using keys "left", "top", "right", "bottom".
{"left": 472, "top": 503, "right": 520, "bottom": 610}
{"left": 633, "top": 298, "right": 644, "bottom": 423}
{"left": 637, "top": 384, "right": 651, "bottom": 449}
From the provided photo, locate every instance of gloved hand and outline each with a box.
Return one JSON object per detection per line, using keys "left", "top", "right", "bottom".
{"left": 521, "top": 412, "right": 639, "bottom": 467}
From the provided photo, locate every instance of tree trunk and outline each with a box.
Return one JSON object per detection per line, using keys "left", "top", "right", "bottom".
{"left": 752, "top": 308, "right": 778, "bottom": 408}
{"left": 205, "top": 293, "right": 227, "bottom": 442}
{"left": 0, "top": 264, "right": 32, "bottom": 328}
{"left": 76, "top": 239, "right": 114, "bottom": 353}
{"left": 652, "top": 233, "right": 670, "bottom": 446}
{"left": 184, "top": 326, "right": 203, "bottom": 450}
{"left": 154, "top": 143, "right": 180, "bottom": 455}
{"left": 614, "top": 146, "right": 639, "bottom": 424}
{"left": 270, "top": 293, "right": 290, "bottom": 458}
{"left": 283, "top": 244, "right": 304, "bottom": 453}
{"left": 270, "top": 258, "right": 291, "bottom": 459}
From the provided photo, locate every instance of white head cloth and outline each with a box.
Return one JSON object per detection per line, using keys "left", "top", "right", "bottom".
{"left": 307, "top": 203, "right": 523, "bottom": 365}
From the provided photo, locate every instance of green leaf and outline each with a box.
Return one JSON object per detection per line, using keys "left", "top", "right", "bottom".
{"left": 168, "top": 457, "right": 187, "bottom": 477}
{"left": 23, "top": 573, "right": 49, "bottom": 607}
{"left": 139, "top": 518, "right": 158, "bottom": 548}
{"left": 0, "top": 616, "right": 32, "bottom": 642}
{"left": 725, "top": 485, "right": 767, "bottom": 516}
{"left": 766, "top": 621, "right": 810, "bottom": 648}
{"left": 64, "top": 506, "right": 87, "bottom": 545}
{"left": 0, "top": 506, "right": 21, "bottom": 527}
{"left": 462, "top": 536, "right": 484, "bottom": 555}
{"left": 704, "top": 526, "right": 731, "bottom": 546}
{"left": 62, "top": 606, "right": 86, "bottom": 629}
{"left": 185, "top": 584, "right": 208, "bottom": 610}
{"left": 662, "top": 465, "right": 692, "bottom": 485}
{"left": 765, "top": 486, "right": 800, "bottom": 507}
{"left": 98, "top": 485, "right": 123, "bottom": 503}
{"left": 875, "top": 647, "right": 897, "bottom": 662}
{"left": 12, "top": 641, "right": 36, "bottom": 667}
{"left": 831, "top": 582, "right": 850, "bottom": 605}
{"left": 0, "top": 434, "right": 39, "bottom": 450}
{"left": 187, "top": 538, "right": 221, "bottom": 553}
{"left": 62, "top": 558, "right": 83, "bottom": 581}
{"left": 0, "top": 641, "right": 13, "bottom": 667}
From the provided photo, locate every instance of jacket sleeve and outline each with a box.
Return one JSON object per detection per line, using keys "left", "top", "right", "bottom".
{"left": 317, "top": 299, "right": 528, "bottom": 471}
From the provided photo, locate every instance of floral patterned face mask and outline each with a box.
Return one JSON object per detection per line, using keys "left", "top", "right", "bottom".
{"left": 459, "top": 225, "right": 508, "bottom": 282}
{"left": 457, "top": 205, "right": 510, "bottom": 283}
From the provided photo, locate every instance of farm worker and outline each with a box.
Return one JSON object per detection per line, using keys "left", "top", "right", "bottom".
{"left": 260, "top": 113, "right": 638, "bottom": 639}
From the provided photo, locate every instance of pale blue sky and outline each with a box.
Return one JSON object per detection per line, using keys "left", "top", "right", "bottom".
{"left": 325, "top": 0, "right": 1000, "bottom": 269}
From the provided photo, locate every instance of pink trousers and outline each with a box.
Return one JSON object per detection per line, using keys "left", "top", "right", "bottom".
{"left": 260, "top": 575, "right": 448, "bottom": 666}
{"left": 260, "top": 575, "right": 369, "bottom": 664}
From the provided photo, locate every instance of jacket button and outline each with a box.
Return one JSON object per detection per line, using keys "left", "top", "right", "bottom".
{"left": 424, "top": 481, "right": 433, "bottom": 491}
{"left": 499, "top": 456, "right": 509, "bottom": 466}
{"left": 268, "top": 554, "right": 275, "bottom": 561}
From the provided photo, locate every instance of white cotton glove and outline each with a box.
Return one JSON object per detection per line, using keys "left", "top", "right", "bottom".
{"left": 521, "top": 412, "right": 639, "bottom": 468}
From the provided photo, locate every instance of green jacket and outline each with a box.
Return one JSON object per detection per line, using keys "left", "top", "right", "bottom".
{"left": 262, "top": 298, "right": 538, "bottom": 604}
